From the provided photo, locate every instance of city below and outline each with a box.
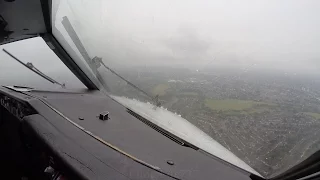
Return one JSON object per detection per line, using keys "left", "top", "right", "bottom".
{"left": 105, "top": 66, "right": 320, "bottom": 178}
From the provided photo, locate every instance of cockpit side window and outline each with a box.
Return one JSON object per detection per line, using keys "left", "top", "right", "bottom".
{"left": 0, "top": 37, "right": 85, "bottom": 89}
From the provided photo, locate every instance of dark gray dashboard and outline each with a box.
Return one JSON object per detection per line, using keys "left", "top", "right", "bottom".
{"left": 0, "top": 86, "right": 263, "bottom": 180}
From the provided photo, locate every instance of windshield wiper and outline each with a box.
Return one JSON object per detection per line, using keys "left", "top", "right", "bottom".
{"left": 2, "top": 49, "right": 66, "bottom": 88}
{"left": 92, "top": 56, "right": 161, "bottom": 107}
{"left": 61, "top": 16, "right": 161, "bottom": 107}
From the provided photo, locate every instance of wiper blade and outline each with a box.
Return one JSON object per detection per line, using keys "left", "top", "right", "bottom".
{"left": 2, "top": 49, "right": 65, "bottom": 88}
{"left": 61, "top": 16, "right": 160, "bottom": 106}
{"left": 92, "top": 57, "right": 161, "bottom": 106}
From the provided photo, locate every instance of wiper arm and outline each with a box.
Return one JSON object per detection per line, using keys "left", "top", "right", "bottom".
{"left": 92, "top": 57, "right": 161, "bottom": 107}
{"left": 2, "top": 49, "right": 65, "bottom": 88}
{"left": 61, "top": 16, "right": 160, "bottom": 106}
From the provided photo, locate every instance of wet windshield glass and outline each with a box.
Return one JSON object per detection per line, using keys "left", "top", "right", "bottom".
{"left": 52, "top": 0, "right": 320, "bottom": 178}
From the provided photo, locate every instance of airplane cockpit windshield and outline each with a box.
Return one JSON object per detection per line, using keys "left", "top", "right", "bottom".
{"left": 5, "top": 0, "right": 317, "bottom": 178}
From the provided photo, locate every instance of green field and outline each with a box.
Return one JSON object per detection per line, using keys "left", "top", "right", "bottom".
{"left": 304, "top": 112, "right": 320, "bottom": 119}
{"left": 152, "top": 84, "right": 170, "bottom": 96}
{"left": 205, "top": 99, "right": 275, "bottom": 114}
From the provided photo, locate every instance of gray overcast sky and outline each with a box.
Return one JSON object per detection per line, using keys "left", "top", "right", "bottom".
{"left": 52, "top": 0, "right": 320, "bottom": 73}
{"left": 1, "top": 0, "right": 320, "bottom": 86}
